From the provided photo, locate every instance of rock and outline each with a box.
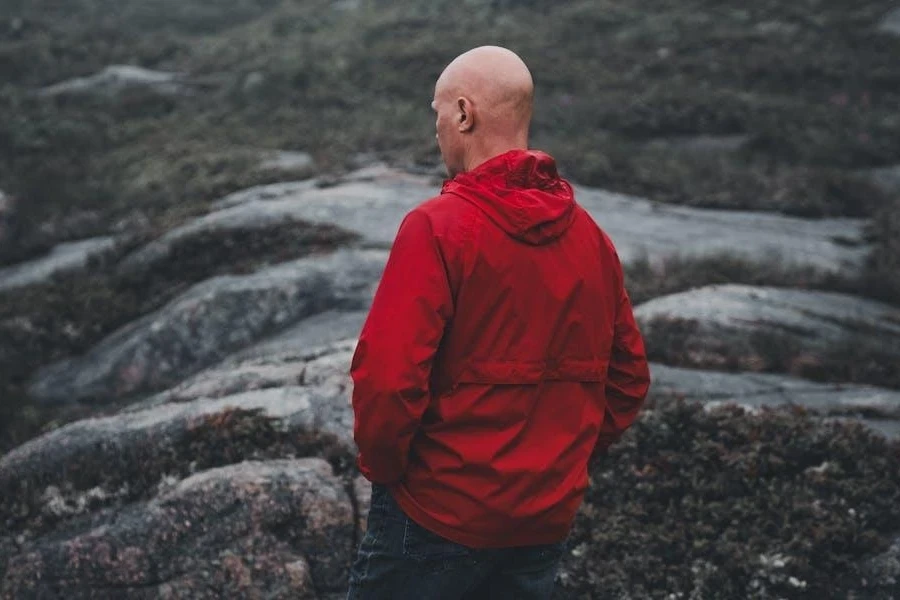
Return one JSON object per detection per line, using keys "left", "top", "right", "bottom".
{"left": 241, "top": 70, "right": 266, "bottom": 93}
{"left": 333, "top": 0, "right": 362, "bottom": 11}
{"left": 36, "top": 65, "right": 190, "bottom": 98}
{"left": 861, "top": 535, "right": 900, "bottom": 593}
{"left": 117, "top": 188, "right": 360, "bottom": 276}
{"left": 133, "top": 340, "right": 356, "bottom": 434}
{"left": 231, "top": 310, "right": 365, "bottom": 363}
{"left": 29, "top": 250, "right": 385, "bottom": 404}
{"left": 650, "top": 363, "right": 900, "bottom": 428}
{"left": 211, "top": 180, "right": 321, "bottom": 210}
{"left": 258, "top": 150, "right": 316, "bottom": 176}
{"left": 878, "top": 7, "right": 900, "bottom": 36}
{"left": 865, "top": 164, "right": 900, "bottom": 196}
{"left": 574, "top": 187, "right": 867, "bottom": 273}
{"left": 1, "top": 344, "right": 358, "bottom": 546}
{"left": 0, "top": 189, "right": 12, "bottom": 246}
{"left": 0, "top": 236, "right": 117, "bottom": 292}
{"left": 353, "top": 475, "right": 372, "bottom": 534}
{"left": 4, "top": 360, "right": 355, "bottom": 504}
{"left": 1, "top": 459, "right": 354, "bottom": 598}
{"left": 636, "top": 285, "right": 900, "bottom": 372}
{"left": 644, "top": 134, "right": 749, "bottom": 155}
{"left": 133, "top": 166, "right": 868, "bottom": 277}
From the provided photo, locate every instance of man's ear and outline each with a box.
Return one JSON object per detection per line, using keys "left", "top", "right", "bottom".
{"left": 457, "top": 97, "right": 474, "bottom": 133}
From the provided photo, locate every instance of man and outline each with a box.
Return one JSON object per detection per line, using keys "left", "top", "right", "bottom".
{"left": 347, "top": 46, "right": 650, "bottom": 599}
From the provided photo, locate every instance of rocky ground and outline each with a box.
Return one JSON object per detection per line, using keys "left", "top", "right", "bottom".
{"left": 2, "top": 166, "right": 899, "bottom": 599}
{"left": 2, "top": 0, "right": 900, "bottom": 598}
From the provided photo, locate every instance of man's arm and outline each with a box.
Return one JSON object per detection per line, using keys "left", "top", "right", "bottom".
{"left": 594, "top": 252, "right": 651, "bottom": 457}
{"left": 350, "top": 208, "right": 454, "bottom": 484}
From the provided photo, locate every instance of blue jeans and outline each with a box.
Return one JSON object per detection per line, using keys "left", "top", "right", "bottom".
{"left": 347, "top": 484, "right": 566, "bottom": 600}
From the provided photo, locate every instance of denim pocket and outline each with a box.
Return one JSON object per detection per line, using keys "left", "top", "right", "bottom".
{"left": 402, "top": 517, "right": 472, "bottom": 563}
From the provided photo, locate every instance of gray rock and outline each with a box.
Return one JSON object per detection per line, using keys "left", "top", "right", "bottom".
{"left": 211, "top": 179, "right": 321, "bottom": 210}
{"left": 36, "top": 65, "right": 190, "bottom": 98}
{"left": 0, "top": 236, "right": 116, "bottom": 292}
{"left": 4, "top": 353, "right": 355, "bottom": 496}
{"left": 650, "top": 363, "right": 900, "bottom": 426}
{"left": 1, "top": 346, "right": 358, "bottom": 564}
{"left": 878, "top": 7, "right": 900, "bottom": 36}
{"left": 861, "top": 535, "right": 900, "bottom": 593}
{"left": 129, "top": 166, "right": 868, "bottom": 277}
{"left": 865, "top": 164, "right": 900, "bottom": 195}
{"left": 636, "top": 285, "right": 900, "bottom": 370}
{"left": 29, "top": 250, "right": 385, "bottom": 404}
{"left": 134, "top": 340, "right": 356, "bottom": 438}
{"left": 241, "top": 70, "right": 266, "bottom": 93}
{"left": 0, "top": 189, "right": 11, "bottom": 246}
{"left": 231, "top": 311, "right": 365, "bottom": 363}
{"left": 573, "top": 187, "right": 867, "bottom": 273}
{"left": 258, "top": 150, "right": 316, "bottom": 175}
{"left": 117, "top": 187, "right": 362, "bottom": 275}
{"left": 2, "top": 459, "right": 354, "bottom": 599}
{"left": 644, "top": 134, "right": 749, "bottom": 155}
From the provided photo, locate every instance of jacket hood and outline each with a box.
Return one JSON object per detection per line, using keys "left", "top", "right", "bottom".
{"left": 442, "top": 149, "right": 576, "bottom": 245}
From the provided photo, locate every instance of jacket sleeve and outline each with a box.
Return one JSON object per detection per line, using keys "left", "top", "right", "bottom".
{"left": 594, "top": 251, "right": 651, "bottom": 457}
{"left": 350, "top": 208, "right": 454, "bottom": 484}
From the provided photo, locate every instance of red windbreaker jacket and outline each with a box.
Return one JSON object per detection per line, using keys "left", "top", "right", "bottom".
{"left": 351, "top": 149, "right": 651, "bottom": 548}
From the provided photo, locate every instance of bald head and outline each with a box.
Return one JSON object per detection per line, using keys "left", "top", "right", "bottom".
{"left": 432, "top": 46, "right": 534, "bottom": 176}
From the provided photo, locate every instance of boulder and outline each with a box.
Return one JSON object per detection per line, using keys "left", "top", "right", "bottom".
{"left": 636, "top": 285, "right": 900, "bottom": 374}
{"left": 651, "top": 363, "right": 900, "bottom": 430}
{"left": 573, "top": 187, "right": 867, "bottom": 273}
{"left": 231, "top": 310, "right": 365, "bottom": 363}
{"left": 0, "top": 189, "right": 11, "bottom": 246}
{"left": 878, "top": 7, "right": 900, "bottom": 36}
{"left": 861, "top": 535, "right": 900, "bottom": 593}
{"left": 1, "top": 345, "right": 357, "bottom": 550}
{"left": 28, "top": 250, "right": 385, "bottom": 404}
{"left": 643, "top": 134, "right": 749, "bottom": 155}
{"left": 2, "top": 459, "right": 354, "bottom": 599}
{"left": 0, "top": 237, "right": 117, "bottom": 292}
{"left": 865, "top": 164, "right": 900, "bottom": 195}
{"left": 257, "top": 150, "right": 316, "bottom": 176}
{"left": 123, "top": 166, "right": 868, "bottom": 279}
{"left": 36, "top": 65, "right": 190, "bottom": 98}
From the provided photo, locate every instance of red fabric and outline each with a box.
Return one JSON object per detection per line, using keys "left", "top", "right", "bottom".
{"left": 351, "top": 149, "right": 650, "bottom": 548}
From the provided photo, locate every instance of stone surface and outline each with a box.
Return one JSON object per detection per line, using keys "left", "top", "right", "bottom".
{"left": 29, "top": 250, "right": 384, "bottom": 404}
{"left": 644, "top": 134, "right": 749, "bottom": 155}
{"left": 258, "top": 150, "right": 316, "bottom": 175}
{"left": 636, "top": 284, "right": 900, "bottom": 370}
{"left": 865, "top": 164, "right": 900, "bottom": 195}
{"left": 878, "top": 7, "right": 900, "bottom": 36}
{"left": 36, "top": 65, "right": 190, "bottom": 98}
{"left": 122, "top": 166, "right": 867, "bottom": 279}
{"left": 1, "top": 459, "right": 354, "bottom": 599}
{"left": 117, "top": 192, "right": 364, "bottom": 276}
{"left": 651, "top": 363, "right": 900, "bottom": 418}
{"left": 862, "top": 535, "right": 900, "bottom": 592}
{"left": 0, "top": 236, "right": 116, "bottom": 292}
{"left": 3, "top": 351, "right": 355, "bottom": 500}
{"left": 231, "top": 311, "right": 365, "bottom": 363}
{"left": 574, "top": 187, "right": 868, "bottom": 273}
{"left": 0, "top": 189, "right": 11, "bottom": 246}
